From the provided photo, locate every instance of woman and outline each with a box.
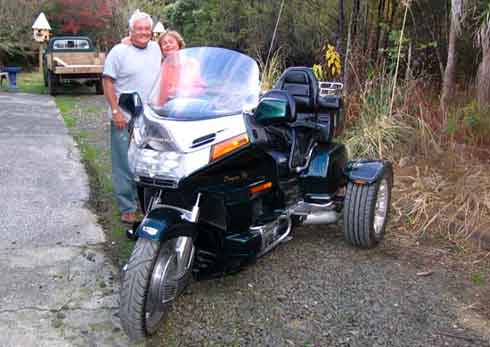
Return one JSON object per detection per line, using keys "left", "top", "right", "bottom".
{"left": 156, "top": 31, "right": 205, "bottom": 106}
{"left": 158, "top": 30, "right": 185, "bottom": 57}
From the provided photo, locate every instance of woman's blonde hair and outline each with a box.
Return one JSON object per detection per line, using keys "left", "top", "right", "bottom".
{"left": 158, "top": 30, "right": 185, "bottom": 50}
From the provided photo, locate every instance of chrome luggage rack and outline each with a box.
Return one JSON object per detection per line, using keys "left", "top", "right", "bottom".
{"left": 319, "top": 81, "right": 343, "bottom": 96}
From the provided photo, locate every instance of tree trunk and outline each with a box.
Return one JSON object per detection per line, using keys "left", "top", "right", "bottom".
{"left": 382, "top": 0, "right": 399, "bottom": 56}
{"left": 336, "top": 0, "right": 345, "bottom": 57}
{"left": 375, "top": 0, "right": 386, "bottom": 64}
{"left": 440, "top": 12, "right": 458, "bottom": 116}
{"left": 344, "top": 0, "right": 360, "bottom": 93}
{"left": 477, "top": 46, "right": 490, "bottom": 106}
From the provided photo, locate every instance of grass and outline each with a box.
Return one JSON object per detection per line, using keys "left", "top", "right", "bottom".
{"left": 55, "top": 96, "right": 134, "bottom": 264}
{"left": 447, "top": 101, "right": 490, "bottom": 146}
{"left": 471, "top": 273, "right": 485, "bottom": 286}
{"left": 343, "top": 74, "right": 490, "bottom": 252}
{"left": 257, "top": 47, "right": 285, "bottom": 91}
{"left": 343, "top": 76, "right": 440, "bottom": 162}
{"left": 0, "top": 71, "right": 46, "bottom": 94}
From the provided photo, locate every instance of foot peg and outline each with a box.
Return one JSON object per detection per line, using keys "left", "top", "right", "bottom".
{"left": 126, "top": 220, "right": 142, "bottom": 240}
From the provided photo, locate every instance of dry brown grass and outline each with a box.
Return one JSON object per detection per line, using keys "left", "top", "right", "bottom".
{"left": 343, "top": 76, "right": 440, "bottom": 162}
{"left": 393, "top": 154, "right": 490, "bottom": 246}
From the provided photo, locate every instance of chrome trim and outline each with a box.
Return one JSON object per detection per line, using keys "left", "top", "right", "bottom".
{"left": 306, "top": 193, "right": 334, "bottom": 201}
{"left": 251, "top": 215, "right": 292, "bottom": 257}
{"left": 373, "top": 178, "right": 389, "bottom": 237}
{"left": 289, "top": 200, "right": 335, "bottom": 216}
{"left": 319, "top": 81, "right": 344, "bottom": 96}
{"left": 151, "top": 192, "right": 201, "bottom": 223}
{"left": 174, "top": 236, "right": 195, "bottom": 279}
{"left": 294, "top": 143, "right": 318, "bottom": 173}
{"left": 303, "top": 211, "right": 339, "bottom": 224}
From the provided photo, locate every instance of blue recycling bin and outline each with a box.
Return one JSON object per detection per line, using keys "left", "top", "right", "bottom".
{"left": 2, "top": 67, "right": 22, "bottom": 89}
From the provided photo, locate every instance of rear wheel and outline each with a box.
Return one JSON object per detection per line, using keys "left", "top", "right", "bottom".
{"left": 343, "top": 167, "right": 393, "bottom": 248}
{"left": 120, "top": 236, "right": 195, "bottom": 340}
{"left": 95, "top": 79, "right": 103, "bottom": 95}
{"left": 47, "top": 72, "right": 57, "bottom": 96}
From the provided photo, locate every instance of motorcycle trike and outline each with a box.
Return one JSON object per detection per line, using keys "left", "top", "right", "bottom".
{"left": 117, "top": 47, "right": 393, "bottom": 340}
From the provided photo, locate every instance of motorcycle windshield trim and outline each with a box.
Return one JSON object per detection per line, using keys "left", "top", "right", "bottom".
{"left": 148, "top": 47, "right": 260, "bottom": 120}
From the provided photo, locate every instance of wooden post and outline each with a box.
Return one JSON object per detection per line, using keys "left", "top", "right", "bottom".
{"left": 38, "top": 43, "right": 44, "bottom": 73}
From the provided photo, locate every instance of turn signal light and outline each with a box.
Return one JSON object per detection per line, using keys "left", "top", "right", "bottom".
{"left": 210, "top": 133, "right": 249, "bottom": 161}
{"left": 249, "top": 181, "right": 272, "bottom": 194}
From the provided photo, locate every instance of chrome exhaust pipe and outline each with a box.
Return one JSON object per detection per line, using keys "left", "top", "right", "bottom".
{"left": 303, "top": 211, "right": 339, "bottom": 225}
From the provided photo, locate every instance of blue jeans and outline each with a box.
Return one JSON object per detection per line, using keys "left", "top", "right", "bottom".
{"left": 111, "top": 122, "right": 136, "bottom": 214}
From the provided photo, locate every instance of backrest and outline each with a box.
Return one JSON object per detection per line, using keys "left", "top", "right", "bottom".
{"left": 274, "top": 67, "right": 319, "bottom": 113}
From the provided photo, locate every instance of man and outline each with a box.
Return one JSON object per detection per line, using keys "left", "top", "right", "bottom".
{"left": 103, "top": 10, "right": 161, "bottom": 223}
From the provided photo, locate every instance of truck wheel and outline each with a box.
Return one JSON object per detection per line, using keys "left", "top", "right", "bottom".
{"left": 47, "top": 72, "right": 57, "bottom": 96}
{"left": 95, "top": 79, "right": 103, "bottom": 95}
{"left": 343, "top": 167, "right": 393, "bottom": 248}
{"left": 120, "top": 236, "right": 194, "bottom": 340}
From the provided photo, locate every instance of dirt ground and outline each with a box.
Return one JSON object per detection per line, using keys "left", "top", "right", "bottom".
{"left": 67, "top": 94, "right": 490, "bottom": 347}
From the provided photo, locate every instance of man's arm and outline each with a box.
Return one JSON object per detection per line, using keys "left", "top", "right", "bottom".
{"left": 103, "top": 76, "right": 126, "bottom": 129}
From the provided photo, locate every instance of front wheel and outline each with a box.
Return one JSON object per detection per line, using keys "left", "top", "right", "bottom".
{"left": 343, "top": 167, "right": 393, "bottom": 248}
{"left": 119, "top": 236, "right": 195, "bottom": 340}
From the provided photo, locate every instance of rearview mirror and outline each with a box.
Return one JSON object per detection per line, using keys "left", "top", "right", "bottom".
{"left": 118, "top": 92, "right": 143, "bottom": 118}
{"left": 253, "top": 90, "right": 296, "bottom": 126}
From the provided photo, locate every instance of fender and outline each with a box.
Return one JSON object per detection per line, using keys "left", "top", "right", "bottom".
{"left": 134, "top": 207, "right": 197, "bottom": 241}
{"left": 344, "top": 160, "right": 392, "bottom": 185}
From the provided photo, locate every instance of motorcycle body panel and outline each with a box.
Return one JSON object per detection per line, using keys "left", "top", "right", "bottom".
{"left": 300, "top": 143, "right": 348, "bottom": 196}
{"left": 135, "top": 207, "right": 195, "bottom": 241}
{"left": 344, "top": 160, "right": 393, "bottom": 185}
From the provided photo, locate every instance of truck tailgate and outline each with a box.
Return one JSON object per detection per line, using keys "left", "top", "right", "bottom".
{"left": 50, "top": 52, "right": 105, "bottom": 74}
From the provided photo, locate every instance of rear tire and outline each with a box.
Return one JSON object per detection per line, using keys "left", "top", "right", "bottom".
{"left": 95, "top": 79, "right": 103, "bottom": 95}
{"left": 120, "top": 236, "right": 194, "bottom": 340}
{"left": 47, "top": 72, "right": 57, "bottom": 96}
{"left": 343, "top": 167, "right": 393, "bottom": 248}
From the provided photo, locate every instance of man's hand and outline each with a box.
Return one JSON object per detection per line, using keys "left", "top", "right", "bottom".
{"left": 113, "top": 110, "right": 127, "bottom": 129}
{"left": 102, "top": 77, "right": 126, "bottom": 129}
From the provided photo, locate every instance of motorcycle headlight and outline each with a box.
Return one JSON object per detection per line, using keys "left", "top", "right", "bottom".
{"left": 129, "top": 145, "right": 184, "bottom": 178}
{"left": 132, "top": 117, "right": 145, "bottom": 147}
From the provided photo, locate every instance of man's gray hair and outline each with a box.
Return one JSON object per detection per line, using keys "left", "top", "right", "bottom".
{"left": 128, "top": 9, "right": 153, "bottom": 31}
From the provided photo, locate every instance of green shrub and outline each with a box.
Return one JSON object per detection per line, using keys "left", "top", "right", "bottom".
{"left": 342, "top": 77, "right": 436, "bottom": 161}
{"left": 448, "top": 101, "right": 490, "bottom": 145}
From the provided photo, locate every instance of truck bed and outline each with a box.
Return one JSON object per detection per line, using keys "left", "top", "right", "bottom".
{"left": 48, "top": 52, "right": 105, "bottom": 75}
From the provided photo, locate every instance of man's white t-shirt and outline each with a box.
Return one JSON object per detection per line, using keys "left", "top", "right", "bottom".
{"left": 103, "top": 41, "right": 161, "bottom": 120}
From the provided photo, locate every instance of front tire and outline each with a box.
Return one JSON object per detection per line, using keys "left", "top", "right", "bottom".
{"left": 120, "top": 236, "right": 194, "bottom": 340}
{"left": 343, "top": 167, "right": 393, "bottom": 248}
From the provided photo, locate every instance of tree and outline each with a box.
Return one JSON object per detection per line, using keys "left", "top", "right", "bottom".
{"left": 441, "top": 0, "right": 464, "bottom": 115}
{"left": 475, "top": 2, "right": 490, "bottom": 106}
{"left": 43, "top": 0, "right": 116, "bottom": 49}
{"left": 0, "top": 0, "right": 46, "bottom": 66}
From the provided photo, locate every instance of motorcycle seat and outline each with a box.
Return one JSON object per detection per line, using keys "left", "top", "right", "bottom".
{"left": 274, "top": 67, "right": 318, "bottom": 114}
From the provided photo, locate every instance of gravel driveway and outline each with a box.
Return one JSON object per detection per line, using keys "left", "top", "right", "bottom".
{"left": 67, "top": 95, "right": 490, "bottom": 347}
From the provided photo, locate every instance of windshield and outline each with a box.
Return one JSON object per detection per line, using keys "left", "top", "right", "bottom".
{"left": 52, "top": 39, "right": 91, "bottom": 50}
{"left": 148, "top": 47, "right": 260, "bottom": 120}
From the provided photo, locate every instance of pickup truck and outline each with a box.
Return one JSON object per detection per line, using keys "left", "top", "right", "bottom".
{"left": 43, "top": 36, "right": 105, "bottom": 95}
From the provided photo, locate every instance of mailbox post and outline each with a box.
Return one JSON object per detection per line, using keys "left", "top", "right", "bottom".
{"left": 32, "top": 12, "right": 52, "bottom": 72}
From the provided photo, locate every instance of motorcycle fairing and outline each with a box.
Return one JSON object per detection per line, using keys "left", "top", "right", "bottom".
{"left": 344, "top": 160, "right": 393, "bottom": 185}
